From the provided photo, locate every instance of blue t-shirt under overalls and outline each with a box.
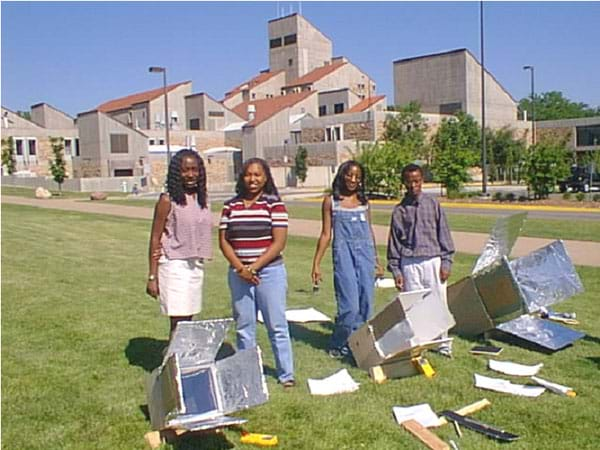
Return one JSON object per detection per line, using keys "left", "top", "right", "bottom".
{"left": 330, "top": 197, "right": 376, "bottom": 350}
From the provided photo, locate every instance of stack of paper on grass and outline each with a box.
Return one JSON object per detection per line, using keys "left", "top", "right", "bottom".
{"left": 375, "top": 278, "right": 396, "bottom": 288}
{"left": 307, "top": 369, "right": 359, "bottom": 396}
{"left": 257, "top": 307, "right": 332, "bottom": 323}
{"left": 392, "top": 404, "right": 442, "bottom": 428}
{"left": 474, "top": 373, "right": 545, "bottom": 397}
{"left": 488, "top": 360, "right": 543, "bottom": 376}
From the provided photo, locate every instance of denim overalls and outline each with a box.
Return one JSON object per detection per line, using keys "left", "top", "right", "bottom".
{"left": 330, "top": 197, "right": 376, "bottom": 350}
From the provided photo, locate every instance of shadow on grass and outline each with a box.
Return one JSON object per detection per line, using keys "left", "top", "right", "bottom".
{"left": 585, "top": 357, "right": 600, "bottom": 369}
{"left": 125, "top": 337, "right": 168, "bottom": 372}
{"left": 289, "top": 322, "right": 332, "bottom": 351}
{"left": 583, "top": 334, "right": 600, "bottom": 345}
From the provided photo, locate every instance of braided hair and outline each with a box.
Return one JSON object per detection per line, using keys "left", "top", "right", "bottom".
{"left": 166, "top": 149, "right": 207, "bottom": 208}
{"left": 332, "top": 160, "right": 367, "bottom": 205}
{"left": 235, "top": 158, "right": 280, "bottom": 200}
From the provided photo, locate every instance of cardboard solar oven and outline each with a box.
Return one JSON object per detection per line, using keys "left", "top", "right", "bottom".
{"left": 146, "top": 319, "right": 269, "bottom": 432}
{"left": 348, "top": 288, "right": 455, "bottom": 380}
{"left": 447, "top": 212, "right": 585, "bottom": 352}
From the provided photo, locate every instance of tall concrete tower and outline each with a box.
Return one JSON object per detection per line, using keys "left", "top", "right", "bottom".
{"left": 268, "top": 14, "right": 333, "bottom": 84}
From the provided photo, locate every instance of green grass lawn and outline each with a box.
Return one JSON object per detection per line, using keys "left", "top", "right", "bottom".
{"left": 2, "top": 204, "right": 600, "bottom": 449}
{"left": 1, "top": 185, "right": 129, "bottom": 199}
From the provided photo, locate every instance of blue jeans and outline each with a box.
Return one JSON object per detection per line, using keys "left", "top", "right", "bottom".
{"left": 228, "top": 263, "right": 294, "bottom": 383}
{"left": 330, "top": 204, "right": 375, "bottom": 350}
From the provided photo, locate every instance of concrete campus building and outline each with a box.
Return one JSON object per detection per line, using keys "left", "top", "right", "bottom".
{"left": 2, "top": 13, "right": 598, "bottom": 191}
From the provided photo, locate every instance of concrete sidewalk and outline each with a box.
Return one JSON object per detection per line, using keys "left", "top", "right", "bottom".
{"left": 3, "top": 195, "right": 600, "bottom": 267}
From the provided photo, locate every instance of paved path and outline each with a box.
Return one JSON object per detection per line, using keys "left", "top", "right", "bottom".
{"left": 3, "top": 195, "right": 600, "bottom": 267}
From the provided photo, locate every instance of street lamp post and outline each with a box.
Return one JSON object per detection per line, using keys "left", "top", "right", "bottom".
{"left": 523, "top": 65, "right": 535, "bottom": 146}
{"left": 480, "top": 1, "right": 488, "bottom": 195}
{"left": 148, "top": 66, "right": 171, "bottom": 165}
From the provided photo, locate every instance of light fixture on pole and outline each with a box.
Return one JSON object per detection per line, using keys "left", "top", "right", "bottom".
{"left": 523, "top": 65, "right": 535, "bottom": 145}
{"left": 148, "top": 66, "right": 171, "bottom": 165}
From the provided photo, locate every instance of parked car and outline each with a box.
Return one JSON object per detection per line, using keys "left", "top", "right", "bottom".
{"left": 558, "top": 166, "right": 600, "bottom": 193}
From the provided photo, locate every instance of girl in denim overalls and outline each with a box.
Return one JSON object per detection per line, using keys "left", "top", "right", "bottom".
{"left": 311, "top": 161, "right": 384, "bottom": 358}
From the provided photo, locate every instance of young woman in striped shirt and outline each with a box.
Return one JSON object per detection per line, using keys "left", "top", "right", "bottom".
{"left": 219, "top": 158, "right": 295, "bottom": 388}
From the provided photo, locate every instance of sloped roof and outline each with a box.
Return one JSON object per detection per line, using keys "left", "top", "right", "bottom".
{"left": 347, "top": 95, "right": 386, "bottom": 113}
{"left": 223, "top": 70, "right": 284, "bottom": 101}
{"left": 284, "top": 60, "right": 346, "bottom": 88}
{"left": 232, "top": 91, "right": 316, "bottom": 128}
{"left": 97, "top": 81, "right": 191, "bottom": 113}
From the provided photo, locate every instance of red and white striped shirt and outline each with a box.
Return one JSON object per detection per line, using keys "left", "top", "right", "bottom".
{"left": 219, "top": 195, "right": 288, "bottom": 265}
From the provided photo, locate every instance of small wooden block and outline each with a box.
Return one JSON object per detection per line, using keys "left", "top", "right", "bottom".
{"left": 402, "top": 419, "right": 449, "bottom": 450}
{"left": 144, "top": 429, "right": 188, "bottom": 449}
{"left": 369, "top": 365, "right": 387, "bottom": 384}
{"left": 144, "top": 431, "right": 163, "bottom": 449}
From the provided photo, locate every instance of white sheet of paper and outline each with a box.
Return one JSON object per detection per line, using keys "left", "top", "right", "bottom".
{"left": 474, "top": 373, "right": 546, "bottom": 397}
{"left": 392, "top": 403, "right": 443, "bottom": 428}
{"left": 257, "top": 307, "right": 332, "bottom": 323}
{"left": 307, "top": 369, "right": 359, "bottom": 396}
{"left": 375, "top": 278, "right": 396, "bottom": 288}
{"left": 488, "top": 359, "right": 543, "bottom": 376}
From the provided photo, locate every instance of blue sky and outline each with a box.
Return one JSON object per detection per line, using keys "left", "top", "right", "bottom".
{"left": 2, "top": 1, "right": 599, "bottom": 117}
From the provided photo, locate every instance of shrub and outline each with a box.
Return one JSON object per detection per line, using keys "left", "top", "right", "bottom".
{"left": 493, "top": 192, "right": 504, "bottom": 201}
{"left": 575, "top": 192, "right": 585, "bottom": 202}
{"left": 505, "top": 192, "right": 516, "bottom": 202}
{"left": 593, "top": 194, "right": 600, "bottom": 202}
{"left": 518, "top": 195, "right": 528, "bottom": 202}
{"left": 562, "top": 192, "right": 572, "bottom": 200}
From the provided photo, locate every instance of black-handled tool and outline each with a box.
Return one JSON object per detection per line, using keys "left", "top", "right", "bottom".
{"left": 438, "top": 410, "right": 519, "bottom": 442}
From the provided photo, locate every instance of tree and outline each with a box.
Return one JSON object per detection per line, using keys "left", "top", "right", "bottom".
{"left": 523, "top": 138, "right": 571, "bottom": 199}
{"left": 294, "top": 146, "right": 308, "bottom": 184}
{"left": 382, "top": 102, "right": 430, "bottom": 162}
{"left": 355, "top": 141, "right": 414, "bottom": 199}
{"left": 49, "top": 137, "right": 67, "bottom": 193}
{"left": 486, "top": 127, "right": 526, "bottom": 184}
{"left": 1, "top": 136, "right": 16, "bottom": 175}
{"left": 17, "top": 111, "right": 31, "bottom": 121}
{"left": 430, "top": 112, "right": 481, "bottom": 194}
{"left": 519, "top": 91, "right": 600, "bottom": 121}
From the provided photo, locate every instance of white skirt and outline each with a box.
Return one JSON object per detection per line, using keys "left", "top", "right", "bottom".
{"left": 158, "top": 256, "right": 204, "bottom": 316}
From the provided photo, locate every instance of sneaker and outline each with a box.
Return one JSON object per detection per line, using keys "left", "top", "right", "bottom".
{"left": 436, "top": 346, "right": 453, "bottom": 359}
{"left": 328, "top": 345, "right": 351, "bottom": 359}
{"left": 281, "top": 379, "right": 296, "bottom": 388}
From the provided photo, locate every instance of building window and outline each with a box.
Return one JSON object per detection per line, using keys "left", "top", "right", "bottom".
{"left": 28, "top": 139, "right": 36, "bottom": 156}
{"left": 319, "top": 105, "right": 327, "bottom": 117}
{"left": 284, "top": 33, "right": 297, "bottom": 45}
{"left": 189, "top": 118, "right": 201, "bottom": 130}
{"left": 439, "top": 102, "right": 462, "bottom": 114}
{"left": 114, "top": 169, "right": 133, "bottom": 177}
{"left": 325, "top": 126, "right": 343, "bottom": 142}
{"left": 159, "top": 139, "right": 165, "bottom": 145}
{"left": 15, "top": 139, "right": 24, "bottom": 155}
{"left": 288, "top": 58, "right": 293, "bottom": 67}
{"left": 208, "top": 111, "right": 225, "bottom": 117}
{"left": 269, "top": 37, "right": 282, "bottom": 49}
{"left": 291, "top": 131, "right": 301, "bottom": 144}
{"left": 75, "top": 138, "right": 80, "bottom": 157}
{"left": 110, "top": 134, "right": 129, "bottom": 154}
{"left": 64, "top": 138, "right": 73, "bottom": 156}
{"left": 334, "top": 103, "right": 345, "bottom": 114}
{"left": 576, "top": 125, "right": 600, "bottom": 147}
{"left": 148, "top": 138, "right": 156, "bottom": 145}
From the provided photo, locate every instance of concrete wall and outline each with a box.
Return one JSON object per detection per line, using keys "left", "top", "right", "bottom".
{"left": 394, "top": 51, "right": 467, "bottom": 115}
{"left": 536, "top": 116, "right": 600, "bottom": 152}
{"left": 312, "top": 62, "right": 374, "bottom": 100}
{"left": 464, "top": 52, "right": 518, "bottom": 128}
{"left": 30, "top": 104, "right": 76, "bottom": 129}
{"left": 269, "top": 14, "right": 332, "bottom": 83}
{"left": 2, "top": 175, "right": 147, "bottom": 192}
{"left": 185, "top": 94, "right": 243, "bottom": 131}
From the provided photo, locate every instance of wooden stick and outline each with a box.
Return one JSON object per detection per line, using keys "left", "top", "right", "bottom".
{"left": 402, "top": 419, "right": 450, "bottom": 450}
{"left": 436, "top": 399, "right": 491, "bottom": 427}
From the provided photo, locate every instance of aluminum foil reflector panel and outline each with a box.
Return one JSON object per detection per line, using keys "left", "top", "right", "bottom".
{"left": 494, "top": 315, "right": 585, "bottom": 352}
{"left": 473, "top": 212, "right": 527, "bottom": 274}
{"left": 510, "top": 240, "right": 584, "bottom": 313}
